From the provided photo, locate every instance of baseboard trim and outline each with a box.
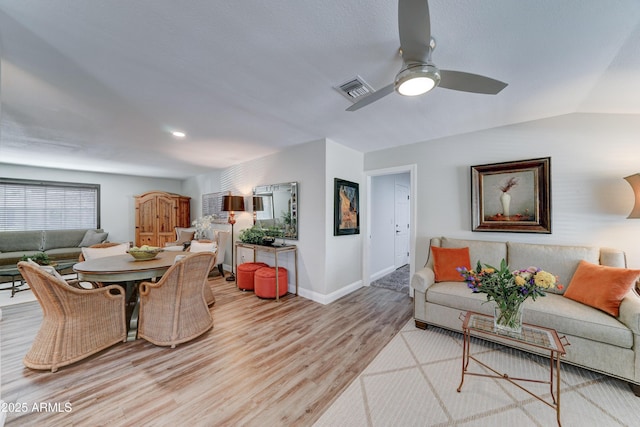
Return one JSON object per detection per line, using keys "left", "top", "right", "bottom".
{"left": 369, "top": 265, "right": 396, "bottom": 282}
{"left": 299, "top": 280, "right": 363, "bottom": 305}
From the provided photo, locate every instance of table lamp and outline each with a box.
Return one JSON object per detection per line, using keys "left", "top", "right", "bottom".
{"left": 252, "top": 196, "right": 264, "bottom": 225}
{"left": 222, "top": 195, "right": 245, "bottom": 282}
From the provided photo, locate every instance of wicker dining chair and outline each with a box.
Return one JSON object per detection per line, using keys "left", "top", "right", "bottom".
{"left": 138, "top": 252, "right": 215, "bottom": 348}
{"left": 187, "top": 240, "right": 218, "bottom": 306}
{"left": 77, "top": 242, "right": 129, "bottom": 288}
{"left": 17, "top": 261, "right": 127, "bottom": 372}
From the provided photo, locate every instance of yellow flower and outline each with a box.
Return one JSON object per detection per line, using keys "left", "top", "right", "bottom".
{"left": 514, "top": 276, "right": 526, "bottom": 286}
{"left": 482, "top": 268, "right": 495, "bottom": 274}
{"left": 534, "top": 271, "right": 556, "bottom": 289}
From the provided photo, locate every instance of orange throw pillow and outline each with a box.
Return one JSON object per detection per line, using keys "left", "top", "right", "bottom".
{"left": 564, "top": 260, "right": 640, "bottom": 317}
{"left": 432, "top": 246, "right": 471, "bottom": 282}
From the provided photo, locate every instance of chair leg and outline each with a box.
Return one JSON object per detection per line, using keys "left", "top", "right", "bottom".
{"left": 217, "top": 264, "right": 225, "bottom": 277}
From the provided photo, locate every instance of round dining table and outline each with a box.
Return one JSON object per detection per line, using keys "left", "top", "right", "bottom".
{"left": 73, "top": 251, "right": 180, "bottom": 283}
{"left": 74, "top": 251, "right": 184, "bottom": 340}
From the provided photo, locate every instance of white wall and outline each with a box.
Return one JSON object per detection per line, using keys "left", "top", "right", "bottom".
{"left": 182, "top": 170, "right": 223, "bottom": 217}
{"left": 183, "top": 139, "right": 327, "bottom": 300}
{"left": 369, "top": 173, "right": 410, "bottom": 281}
{"left": 183, "top": 139, "right": 364, "bottom": 304}
{"left": 324, "top": 140, "right": 364, "bottom": 297}
{"left": 364, "top": 113, "right": 640, "bottom": 269}
{"left": 0, "top": 163, "right": 184, "bottom": 244}
{"left": 370, "top": 174, "right": 395, "bottom": 279}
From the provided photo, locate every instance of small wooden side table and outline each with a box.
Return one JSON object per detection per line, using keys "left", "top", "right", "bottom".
{"left": 234, "top": 242, "right": 298, "bottom": 301}
{"left": 458, "top": 311, "right": 569, "bottom": 426}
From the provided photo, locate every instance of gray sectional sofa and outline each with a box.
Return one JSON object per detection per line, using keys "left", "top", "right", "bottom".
{"left": 0, "top": 229, "right": 106, "bottom": 282}
{"left": 412, "top": 237, "right": 640, "bottom": 392}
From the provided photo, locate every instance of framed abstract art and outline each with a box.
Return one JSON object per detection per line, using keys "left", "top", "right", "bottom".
{"left": 334, "top": 178, "right": 360, "bottom": 236}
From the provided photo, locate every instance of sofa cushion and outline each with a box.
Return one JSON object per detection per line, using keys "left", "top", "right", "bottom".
{"left": 564, "top": 260, "right": 640, "bottom": 317}
{"left": 176, "top": 230, "right": 195, "bottom": 245}
{"left": 431, "top": 246, "right": 470, "bottom": 282}
{"left": 77, "top": 229, "right": 108, "bottom": 248}
{"left": 0, "top": 251, "right": 43, "bottom": 266}
{"left": 441, "top": 237, "right": 507, "bottom": 270}
{"left": 427, "top": 281, "right": 633, "bottom": 349}
{"left": 26, "top": 259, "right": 66, "bottom": 282}
{"left": 507, "top": 242, "right": 600, "bottom": 295}
{"left": 42, "top": 229, "right": 100, "bottom": 250}
{"left": 0, "top": 231, "right": 43, "bottom": 252}
{"left": 44, "top": 247, "right": 83, "bottom": 262}
{"left": 189, "top": 240, "right": 217, "bottom": 253}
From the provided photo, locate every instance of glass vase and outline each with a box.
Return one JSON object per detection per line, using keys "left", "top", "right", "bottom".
{"left": 494, "top": 303, "right": 524, "bottom": 334}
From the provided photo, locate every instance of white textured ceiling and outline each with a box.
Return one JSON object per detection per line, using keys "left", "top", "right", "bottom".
{"left": 0, "top": 1, "right": 639, "bottom": 179}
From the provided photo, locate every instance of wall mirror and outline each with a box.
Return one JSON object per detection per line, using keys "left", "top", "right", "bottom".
{"left": 253, "top": 182, "right": 298, "bottom": 240}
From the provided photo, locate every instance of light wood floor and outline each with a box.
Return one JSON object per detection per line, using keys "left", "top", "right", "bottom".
{"left": 1, "top": 275, "right": 412, "bottom": 426}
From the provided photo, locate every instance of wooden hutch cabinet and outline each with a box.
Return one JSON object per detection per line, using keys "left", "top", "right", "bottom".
{"left": 134, "top": 191, "right": 191, "bottom": 247}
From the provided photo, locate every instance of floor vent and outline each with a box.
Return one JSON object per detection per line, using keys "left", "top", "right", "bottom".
{"left": 335, "top": 76, "right": 374, "bottom": 102}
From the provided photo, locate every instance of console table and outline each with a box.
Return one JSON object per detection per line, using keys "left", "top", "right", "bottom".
{"left": 458, "top": 311, "right": 569, "bottom": 426}
{"left": 234, "top": 242, "right": 298, "bottom": 301}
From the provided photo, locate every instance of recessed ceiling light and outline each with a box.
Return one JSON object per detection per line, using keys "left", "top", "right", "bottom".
{"left": 171, "top": 131, "right": 186, "bottom": 138}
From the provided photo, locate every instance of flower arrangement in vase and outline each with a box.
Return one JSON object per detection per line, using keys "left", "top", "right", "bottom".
{"left": 458, "top": 259, "right": 562, "bottom": 334}
{"left": 192, "top": 214, "right": 219, "bottom": 239}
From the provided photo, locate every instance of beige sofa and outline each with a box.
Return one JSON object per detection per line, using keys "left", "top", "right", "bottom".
{"left": 412, "top": 237, "right": 640, "bottom": 392}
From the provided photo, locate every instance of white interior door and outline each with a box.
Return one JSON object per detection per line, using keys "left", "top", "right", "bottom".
{"left": 394, "top": 183, "right": 410, "bottom": 268}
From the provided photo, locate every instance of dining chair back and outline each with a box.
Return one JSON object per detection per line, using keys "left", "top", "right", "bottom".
{"left": 214, "top": 231, "right": 230, "bottom": 277}
{"left": 79, "top": 242, "right": 128, "bottom": 261}
{"left": 187, "top": 240, "right": 218, "bottom": 306}
{"left": 137, "top": 252, "right": 215, "bottom": 348}
{"left": 17, "top": 261, "right": 127, "bottom": 372}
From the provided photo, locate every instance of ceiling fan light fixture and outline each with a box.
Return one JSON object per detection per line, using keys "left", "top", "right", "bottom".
{"left": 395, "top": 63, "right": 440, "bottom": 96}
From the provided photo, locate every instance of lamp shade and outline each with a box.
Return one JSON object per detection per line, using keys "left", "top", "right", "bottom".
{"left": 624, "top": 174, "right": 640, "bottom": 219}
{"left": 252, "top": 196, "right": 264, "bottom": 212}
{"left": 222, "top": 195, "right": 245, "bottom": 212}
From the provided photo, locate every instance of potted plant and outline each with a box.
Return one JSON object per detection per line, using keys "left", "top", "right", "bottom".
{"left": 20, "top": 253, "right": 51, "bottom": 266}
{"left": 239, "top": 226, "right": 266, "bottom": 244}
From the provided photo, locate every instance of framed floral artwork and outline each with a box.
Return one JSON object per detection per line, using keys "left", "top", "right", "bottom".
{"left": 471, "top": 157, "right": 551, "bottom": 233}
{"left": 334, "top": 178, "right": 360, "bottom": 235}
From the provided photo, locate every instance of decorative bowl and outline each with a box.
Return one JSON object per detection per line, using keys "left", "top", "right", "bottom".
{"left": 128, "top": 247, "right": 162, "bottom": 260}
{"left": 261, "top": 236, "right": 276, "bottom": 246}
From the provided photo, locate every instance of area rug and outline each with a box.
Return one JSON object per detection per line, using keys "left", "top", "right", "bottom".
{"left": 0, "top": 281, "right": 37, "bottom": 307}
{"left": 370, "top": 265, "right": 410, "bottom": 294}
{"left": 314, "top": 320, "right": 640, "bottom": 427}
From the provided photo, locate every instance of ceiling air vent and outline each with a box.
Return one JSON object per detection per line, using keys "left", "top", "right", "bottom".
{"left": 335, "top": 76, "right": 374, "bottom": 103}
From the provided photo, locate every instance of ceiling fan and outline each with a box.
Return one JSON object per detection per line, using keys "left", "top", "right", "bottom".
{"left": 346, "top": 0, "right": 508, "bottom": 112}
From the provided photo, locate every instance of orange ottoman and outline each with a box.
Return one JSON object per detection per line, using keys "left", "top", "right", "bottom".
{"left": 254, "top": 267, "right": 288, "bottom": 299}
{"left": 236, "top": 262, "right": 269, "bottom": 291}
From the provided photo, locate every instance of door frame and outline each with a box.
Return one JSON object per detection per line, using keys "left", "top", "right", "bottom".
{"left": 363, "top": 164, "right": 417, "bottom": 297}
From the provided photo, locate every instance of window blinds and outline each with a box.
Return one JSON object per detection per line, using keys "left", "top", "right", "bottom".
{"left": 0, "top": 179, "right": 100, "bottom": 231}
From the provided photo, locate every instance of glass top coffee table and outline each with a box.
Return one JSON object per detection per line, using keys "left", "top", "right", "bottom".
{"left": 458, "top": 311, "right": 569, "bottom": 426}
{"left": 0, "top": 260, "right": 77, "bottom": 297}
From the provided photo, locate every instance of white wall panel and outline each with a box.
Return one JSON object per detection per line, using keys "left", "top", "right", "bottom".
{"left": 364, "top": 113, "right": 640, "bottom": 269}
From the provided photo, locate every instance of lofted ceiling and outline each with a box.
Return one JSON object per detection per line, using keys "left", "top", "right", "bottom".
{"left": 0, "top": 1, "right": 639, "bottom": 179}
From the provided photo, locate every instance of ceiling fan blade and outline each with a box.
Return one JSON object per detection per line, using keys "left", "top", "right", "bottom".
{"left": 398, "top": 0, "right": 431, "bottom": 63}
{"left": 346, "top": 83, "right": 395, "bottom": 111}
{"left": 439, "top": 70, "right": 508, "bottom": 95}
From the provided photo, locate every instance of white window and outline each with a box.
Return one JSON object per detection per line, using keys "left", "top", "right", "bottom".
{"left": 0, "top": 178, "right": 100, "bottom": 231}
